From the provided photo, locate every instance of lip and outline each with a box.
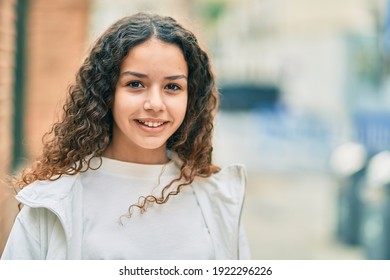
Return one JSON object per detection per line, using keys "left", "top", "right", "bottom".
{"left": 136, "top": 118, "right": 168, "bottom": 123}
{"left": 134, "top": 118, "right": 169, "bottom": 133}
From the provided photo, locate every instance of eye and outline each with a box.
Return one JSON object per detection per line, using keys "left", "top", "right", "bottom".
{"left": 127, "top": 81, "right": 144, "bottom": 88}
{"left": 165, "top": 83, "right": 181, "bottom": 91}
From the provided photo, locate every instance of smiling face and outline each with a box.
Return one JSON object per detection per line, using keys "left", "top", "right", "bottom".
{"left": 105, "top": 38, "right": 188, "bottom": 164}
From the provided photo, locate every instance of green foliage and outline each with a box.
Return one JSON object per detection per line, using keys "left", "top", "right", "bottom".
{"left": 197, "top": 0, "right": 227, "bottom": 24}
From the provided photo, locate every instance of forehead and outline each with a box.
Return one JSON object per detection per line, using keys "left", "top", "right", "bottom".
{"left": 120, "top": 38, "right": 188, "bottom": 75}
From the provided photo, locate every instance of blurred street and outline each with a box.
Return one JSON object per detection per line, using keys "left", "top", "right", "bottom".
{"left": 243, "top": 171, "right": 363, "bottom": 259}
{"left": 214, "top": 112, "right": 364, "bottom": 259}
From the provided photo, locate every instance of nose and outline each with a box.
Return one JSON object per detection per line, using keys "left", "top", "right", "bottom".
{"left": 144, "top": 86, "right": 166, "bottom": 112}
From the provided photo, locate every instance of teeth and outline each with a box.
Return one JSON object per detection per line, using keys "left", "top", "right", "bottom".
{"left": 138, "top": 120, "right": 164, "bottom": 127}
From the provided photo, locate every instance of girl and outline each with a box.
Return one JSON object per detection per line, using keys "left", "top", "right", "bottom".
{"left": 1, "top": 12, "right": 250, "bottom": 260}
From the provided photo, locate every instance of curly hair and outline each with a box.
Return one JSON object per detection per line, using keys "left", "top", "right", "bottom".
{"left": 15, "top": 13, "right": 220, "bottom": 214}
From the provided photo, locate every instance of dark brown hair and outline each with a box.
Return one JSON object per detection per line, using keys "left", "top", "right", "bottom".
{"left": 16, "top": 13, "right": 220, "bottom": 214}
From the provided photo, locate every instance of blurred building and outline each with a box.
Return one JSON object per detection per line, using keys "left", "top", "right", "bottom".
{"left": 207, "top": 0, "right": 390, "bottom": 172}
{"left": 25, "top": 0, "right": 90, "bottom": 160}
{"left": 212, "top": 0, "right": 388, "bottom": 118}
{"left": 1, "top": 0, "right": 90, "bottom": 168}
{"left": 0, "top": 0, "right": 90, "bottom": 255}
{"left": 88, "top": 0, "right": 194, "bottom": 43}
{"left": 0, "top": 0, "right": 22, "bottom": 256}
{"left": 0, "top": 0, "right": 15, "bottom": 183}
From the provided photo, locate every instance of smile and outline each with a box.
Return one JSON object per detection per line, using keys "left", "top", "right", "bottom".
{"left": 136, "top": 119, "right": 167, "bottom": 128}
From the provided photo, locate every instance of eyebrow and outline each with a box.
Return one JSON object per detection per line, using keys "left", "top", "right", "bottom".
{"left": 120, "top": 71, "right": 187, "bottom": 80}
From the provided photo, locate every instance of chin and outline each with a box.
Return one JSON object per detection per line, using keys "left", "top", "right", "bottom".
{"left": 138, "top": 142, "right": 167, "bottom": 151}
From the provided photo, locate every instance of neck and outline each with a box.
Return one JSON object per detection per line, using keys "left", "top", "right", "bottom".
{"left": 103, "top": 144, "right": 169, "bottom": 164}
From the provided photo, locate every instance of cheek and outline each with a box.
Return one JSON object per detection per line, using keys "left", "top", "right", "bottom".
{"left": 112, "top": 93, "right": 138, "bottom": 117}
{"left": 177, "top": 95, "right": 188, "bottom": 122}
{"left": 112, "top": 101, "right": 127, "bottom": 121}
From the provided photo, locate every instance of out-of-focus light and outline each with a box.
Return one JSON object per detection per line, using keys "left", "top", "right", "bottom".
{"left": 366, "top": 151, "right": 390, "bottom": 186}
{"left": 330, "top": 142, "right": 367, "bottom": 176}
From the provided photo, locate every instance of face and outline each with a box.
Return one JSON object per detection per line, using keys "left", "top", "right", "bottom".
{"left": 107, "top": 38, "right": 188, "bottom": 163}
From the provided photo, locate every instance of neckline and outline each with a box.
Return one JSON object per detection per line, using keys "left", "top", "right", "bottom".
{"left": 89, "top": 156, "right": 180, "bottom": 178}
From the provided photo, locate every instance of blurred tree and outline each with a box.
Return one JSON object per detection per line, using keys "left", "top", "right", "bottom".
{"left": 197, "top": 0, "right": 227, "bottom": 24}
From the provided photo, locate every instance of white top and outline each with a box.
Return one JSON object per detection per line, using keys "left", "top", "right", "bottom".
{"left": 80, "top": 156, "right": 215, "bottom": 260}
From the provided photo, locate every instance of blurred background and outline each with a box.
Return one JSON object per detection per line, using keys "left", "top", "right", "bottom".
{"left": 3, "top": 0, "right": 390, "bottom": 259}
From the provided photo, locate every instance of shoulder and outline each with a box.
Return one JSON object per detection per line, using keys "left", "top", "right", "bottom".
{"left": 16, "top": 174, "right": 80, "bottom": 205}
{"left": 194, "top": 163, "right": 247, "bottom": 203}
{"left": 216, "top": 163, "right": 247, "bottom": 184}
{"left": 211, "top": 163, "right": 246, "bottom": 189}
